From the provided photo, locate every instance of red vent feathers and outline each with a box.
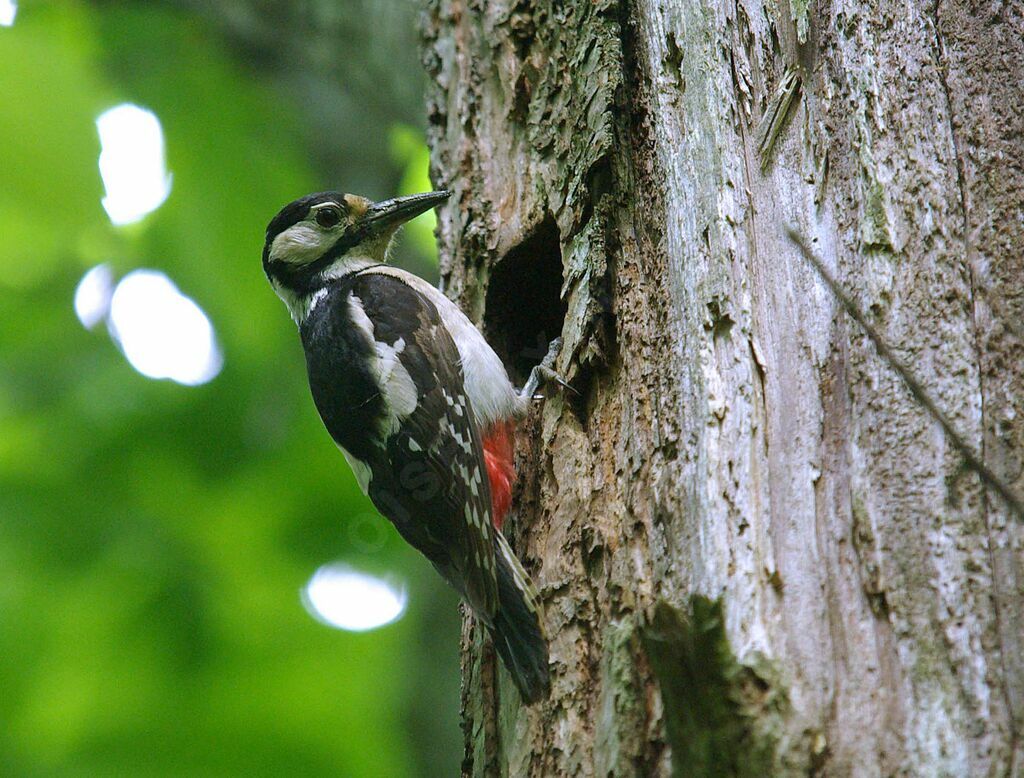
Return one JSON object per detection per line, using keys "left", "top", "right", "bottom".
{"left": 482, "top": 420, "right": 516, "bottom": 530}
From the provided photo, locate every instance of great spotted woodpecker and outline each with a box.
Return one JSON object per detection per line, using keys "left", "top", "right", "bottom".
{"left": 262, "top": 189, "right": 557, "bottom": 703}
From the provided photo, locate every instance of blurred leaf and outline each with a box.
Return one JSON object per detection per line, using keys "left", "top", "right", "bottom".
{"left": 0, "top": 3, "right": 107, "bottom": 288}
{"left": 0, "top": 2, "right": 460, "bottom": 776}
{"left": 389, "top": 124, "right": 439, "bottom": 267}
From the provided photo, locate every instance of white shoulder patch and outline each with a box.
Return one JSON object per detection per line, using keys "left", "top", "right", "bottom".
{"left": 348, "top": 292, "right": 376, "bottom": 342}
{"left": 360, "top": 267, "right": 521, "bottom": 427}
{"left": 375, "top": 335, "right": 418, "bottom": 426}
{"left": 356, "top": 268, "right": 520, "bottom": 427}
{"left": 349, "top": 293, "right": 419, "bottom": 437}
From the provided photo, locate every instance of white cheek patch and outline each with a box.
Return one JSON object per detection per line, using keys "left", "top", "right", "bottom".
{"left": 270, "top": 222, "right": 332, "bottom": 265}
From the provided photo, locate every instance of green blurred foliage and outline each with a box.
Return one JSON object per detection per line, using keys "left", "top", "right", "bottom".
{"left": 390, "top": 125, "right": 439, "bottom": 262}
{"left": 0, "top": 2, "right": 459, "bottom": 775}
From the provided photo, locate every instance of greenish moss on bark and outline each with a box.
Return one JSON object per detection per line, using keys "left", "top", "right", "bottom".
{"left": 594, "top": 620, "right": 649, "bottom": 776}
{"left": 641, "top": 598, "right": 787, "bottom": 777}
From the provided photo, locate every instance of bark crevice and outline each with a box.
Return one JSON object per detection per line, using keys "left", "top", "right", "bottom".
{"left": 930, "top": 0, "right": 1020, "bottom": 741}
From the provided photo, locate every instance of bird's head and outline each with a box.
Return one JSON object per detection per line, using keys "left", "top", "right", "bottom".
{"left": 262, "top": 189, "right": 450, "bottom": 300}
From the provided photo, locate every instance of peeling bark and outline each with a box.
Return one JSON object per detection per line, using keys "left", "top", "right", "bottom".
{"left": 421, "top": 0, "right": 1024, "bottom": 774}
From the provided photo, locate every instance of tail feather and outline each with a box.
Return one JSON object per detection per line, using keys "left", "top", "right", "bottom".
{"left": 489, "top": 532, "right": 551, "bottom": 704}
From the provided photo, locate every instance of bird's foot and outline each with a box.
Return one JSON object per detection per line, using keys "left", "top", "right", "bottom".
{"left": 520, "top": 338, "right": 574, "bottom": 402}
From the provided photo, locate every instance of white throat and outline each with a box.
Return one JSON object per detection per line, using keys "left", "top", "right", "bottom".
{"left": 272, "top": 254, "right": 379, "bottom": 325}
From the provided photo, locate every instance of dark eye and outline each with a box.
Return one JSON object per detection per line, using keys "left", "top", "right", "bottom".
{"left": 314, "top": 205, "right": 343, "bottom": 229}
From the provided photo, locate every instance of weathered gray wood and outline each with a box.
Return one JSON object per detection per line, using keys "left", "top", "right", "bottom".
{"left": 422, "top": 0, "right": 1024, "bottom": 774}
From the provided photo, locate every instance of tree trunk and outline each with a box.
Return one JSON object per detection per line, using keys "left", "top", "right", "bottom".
{"left": 421, "top": 0, "right": 1024, "bottom": 774}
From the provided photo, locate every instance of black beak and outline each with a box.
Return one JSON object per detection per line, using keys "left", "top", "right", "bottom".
{"left": 361, "top": 190, "right": 451, "bottom": 237}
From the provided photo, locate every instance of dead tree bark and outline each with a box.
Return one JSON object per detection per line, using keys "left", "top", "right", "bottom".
{"left": 421, "top": 0, "right": 1024, "bottom": 774}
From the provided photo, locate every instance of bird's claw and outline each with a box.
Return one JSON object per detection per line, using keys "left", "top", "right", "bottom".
{"left": 540, "top": 337, "right": 562, "bottom": 370}
{"left": 521, "top": 337, "right": 575, "bottom": 401}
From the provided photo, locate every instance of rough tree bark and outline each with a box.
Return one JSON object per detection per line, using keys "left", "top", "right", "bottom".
{"left": 421, "top": 0, "right": 1024, "bottom": 775}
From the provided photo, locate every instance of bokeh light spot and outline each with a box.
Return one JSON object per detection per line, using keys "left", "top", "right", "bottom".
{"left": 107, "top": 270, "right": 222, "bottom": 386}
{"left": 96, "top": 104, "right": 172, "bottom": 225}
{"left": 301, "top": 563, "right": 407, "bottom": 632}
{"left": 74, "top": 264, "right": 114, "bottom": 330}
{"left": 0, "top": 0, "right": 16, "bottom": 27}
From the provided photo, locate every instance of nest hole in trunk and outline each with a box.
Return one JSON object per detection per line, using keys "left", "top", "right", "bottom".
{"left": 483, "top": 215, "right": 567, "bottom": 386}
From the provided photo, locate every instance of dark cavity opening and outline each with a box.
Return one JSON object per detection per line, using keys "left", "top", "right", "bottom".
{"left": 484, "top": 216, "right": 567, "bottom": 385}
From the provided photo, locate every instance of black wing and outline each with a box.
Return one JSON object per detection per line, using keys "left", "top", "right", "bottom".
{"left": 349, "top": 270, "right": 499, "bottom": 620}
